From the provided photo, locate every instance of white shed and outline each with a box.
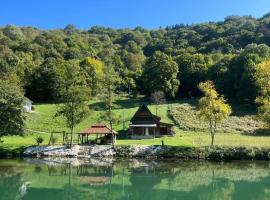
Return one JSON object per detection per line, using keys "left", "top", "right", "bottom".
{"left": 23, "top": 97, "right": 33, "bottom": 113}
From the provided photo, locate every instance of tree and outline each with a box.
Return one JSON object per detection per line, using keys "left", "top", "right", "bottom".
{"left": 100, "top": 63, "right": 118, "bottom": 145}
{"left": 150, "top": 91, "right": 166, "bottom": 115}
{"left": 0, "top": 45, "right": 19, "bottom": 78}
{"left": 0, "top": 80, "right": 25, "bottom": 141}
{"left": 198, "top": 81, "right": 231, "bottom": 146}
{"left": 80, "top": 57, "right": 104, "bottom": 96}
{"left": 27, "top": 57, "right": 65, "bottom": 102}
{"left": 141, "top": 51, "right": 179, "bottom": 97}
{"left": 56, "top": 61, "right": 90, "bottom": 146}
{"left": 254, "top": 60, "right": 270, "bottom": 127}
{"left": 3, "top": 25, "right": 25, "bottom": 41}
{"left": 174, "top": 53, "right": 211, "bottom": 97}
{"left": 223, "top": 44, "right": 270, "bottom": 102}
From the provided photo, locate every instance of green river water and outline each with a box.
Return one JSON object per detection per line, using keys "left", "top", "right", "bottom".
{"left": 0, "top": 158, "right": 270, "bottom": 200}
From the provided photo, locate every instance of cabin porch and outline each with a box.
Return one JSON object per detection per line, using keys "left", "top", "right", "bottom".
{"left": 129, "top": 124, "right": 173, "bottom": 139}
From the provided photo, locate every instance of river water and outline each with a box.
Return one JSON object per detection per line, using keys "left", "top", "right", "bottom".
{"left": 0, "top": 158, "right": 270, "bottom": 200}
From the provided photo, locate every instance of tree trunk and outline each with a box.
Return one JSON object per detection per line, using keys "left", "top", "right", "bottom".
{"left": 211, "top": 134, "right": 214, "bottom": 146}
{"left": 110, "top": 120, "right": 114, "bottom": 147}
{"left": 70, "top": 101, "right": 74, "bottom": 147}
{"left": 209, "top": 119, "right": 215, "bottom": 146}
{"left": 70, "top": 125, "right": 74, "bottom": 147}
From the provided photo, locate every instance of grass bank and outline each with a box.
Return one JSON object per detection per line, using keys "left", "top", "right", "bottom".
{"left": 0, "top": 96, "right": 270, "bottom": 157}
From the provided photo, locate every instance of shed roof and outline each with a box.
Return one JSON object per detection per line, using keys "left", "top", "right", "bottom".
{"left": 82, "top": 124, "right": 117, "bottom": 135}
{"left": 24, "top": 97, "right": 33, "bottom": 103}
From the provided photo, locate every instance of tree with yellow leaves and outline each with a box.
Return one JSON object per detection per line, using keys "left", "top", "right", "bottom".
{"left": 80, "top": 57, "right": 104, "bottom": 96}
{"left": 198, "top": 81, "right": 231, "bottom": 146}
{"left": 254, "top": 60, "right": 270, "bottom": 127}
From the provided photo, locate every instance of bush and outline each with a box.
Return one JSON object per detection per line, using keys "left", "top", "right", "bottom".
{"left": 35, "top": 136, "right": 44, "bottom": 145}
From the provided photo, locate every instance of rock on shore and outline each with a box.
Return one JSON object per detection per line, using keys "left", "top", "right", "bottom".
{"left": 23, "top": 145, "right": 115, "bottom": 157}
{"left": 23, "top": 145, "right": 270, "bottom": 160}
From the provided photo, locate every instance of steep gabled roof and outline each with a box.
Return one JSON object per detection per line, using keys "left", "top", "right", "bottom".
{"left": 130, "top": 104, "right": 160, "bottom": 124}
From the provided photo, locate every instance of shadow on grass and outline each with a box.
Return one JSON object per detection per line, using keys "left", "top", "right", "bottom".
{"left": 0, "top": 145, "right": 28, "bottom": 157}
{"left": 241, "top": 128, "right": 270, "bottom": 137}
{"left": 89, "top": 97, "right": 149, "bottom": 111}
{"left": 89, "top": 97, "right": 200, "bottom": 111}
{"left": 230, "top": 103, "right": 257, "bottom": 117}
{"left": 116, "top": 130, "right": 130, "bottom": 139}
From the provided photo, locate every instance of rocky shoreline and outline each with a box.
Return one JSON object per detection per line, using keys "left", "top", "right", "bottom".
{"left": 21, "top": 145, "right": 270, "bottom": 161}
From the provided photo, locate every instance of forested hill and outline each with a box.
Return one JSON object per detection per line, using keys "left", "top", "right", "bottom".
{"left": 1, "top": 14, "right": 270, "bottom": 102}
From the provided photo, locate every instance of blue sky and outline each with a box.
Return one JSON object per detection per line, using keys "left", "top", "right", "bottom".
{"left": 1, "top": 0, "right": 270, "bottom": 29}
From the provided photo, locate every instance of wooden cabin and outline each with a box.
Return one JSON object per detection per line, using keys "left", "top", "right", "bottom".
{"left": 129, "top": 104, "right": 174, "bottom": 139}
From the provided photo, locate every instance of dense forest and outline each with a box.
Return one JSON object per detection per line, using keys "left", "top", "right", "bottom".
{"left": 1, "top": 14, "right": 270, "bottom": 103}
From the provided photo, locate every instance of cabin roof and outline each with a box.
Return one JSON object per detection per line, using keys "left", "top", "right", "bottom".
{"left": 82, "top": 124, "right": 117, "bottom": 135}
{"left": 130, "top": 104, "right": 158, "bottom": 124}
{"left": 130, "top": 104, "right": 173, "bottom": 126}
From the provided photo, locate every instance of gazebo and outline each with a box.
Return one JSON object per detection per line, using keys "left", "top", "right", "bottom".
{"left": 80, "top": 124, "right": 117, "bottom": 145}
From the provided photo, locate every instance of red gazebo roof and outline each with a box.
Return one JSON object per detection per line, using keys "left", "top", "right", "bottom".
{"left": 82, "top": 124, "right": 117, "bottom": 135}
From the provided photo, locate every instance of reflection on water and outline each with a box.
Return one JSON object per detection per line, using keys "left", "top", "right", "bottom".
{"left": 0, "top": 158, "right": 270, "bottom": 200}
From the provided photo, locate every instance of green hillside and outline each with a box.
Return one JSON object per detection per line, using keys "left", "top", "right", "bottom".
{"left": 1, "top": 96, "right": 270, "bottom": 155}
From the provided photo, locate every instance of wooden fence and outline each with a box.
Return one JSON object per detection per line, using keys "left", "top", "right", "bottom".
{"left": 25, "top": 129, "right": 89, "bottom": 146}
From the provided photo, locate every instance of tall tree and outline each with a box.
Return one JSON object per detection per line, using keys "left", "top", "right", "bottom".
{"left": 224, "top": 44, "right": 270, "bottom": 102}
{"left": 142, "top": 51, "right": 179, "bottom": 97}
{"left": 100, "top": 63, "right": 118, "bottom": 145}
{"left": 0, "top": 80, "right": 25, "bottom": 141}
{"left": 80, "top": 57, "right": 104, "bottom": 96}
{"left": 56, "top": 60, "right": 90, "bottom": 146}
{"left": 150, "top": 91, "right": 166, "bottom": 115}
{"left": 198, "top": 81, "right": 231, "bottom": 146}
{"left": 174, "top": 53, "right": 211, "bottom": 97}
{"left": 27, "top": 57, "right": 65, "bottom": 102}
{"left": 254, "top": 60, "right": 270, "bottom": 127}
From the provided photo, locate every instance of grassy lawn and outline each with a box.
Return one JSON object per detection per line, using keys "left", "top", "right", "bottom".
{"left": 116, "top": 136, "right": 192, "bottom": 146}
{"left": 1, "top": 96, "right": 270, "bottom": 154}
{"left": 181, "top": 131, "right": 270, "bottom": 148}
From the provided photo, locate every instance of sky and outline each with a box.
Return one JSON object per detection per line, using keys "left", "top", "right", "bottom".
{"left": 1, "top": 0, "right": 270, "bottom": 29}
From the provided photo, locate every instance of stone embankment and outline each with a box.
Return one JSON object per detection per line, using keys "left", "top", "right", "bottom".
{"left": 23, "top": 145, "right": 115, "bottom": 158}
{"left": 23, "top": 145, "right": 270, "bottom": 160}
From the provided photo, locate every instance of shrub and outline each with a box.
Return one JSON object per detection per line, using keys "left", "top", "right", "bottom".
{"left": 35, "top": 136, "right": 44, "bottom": 145}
